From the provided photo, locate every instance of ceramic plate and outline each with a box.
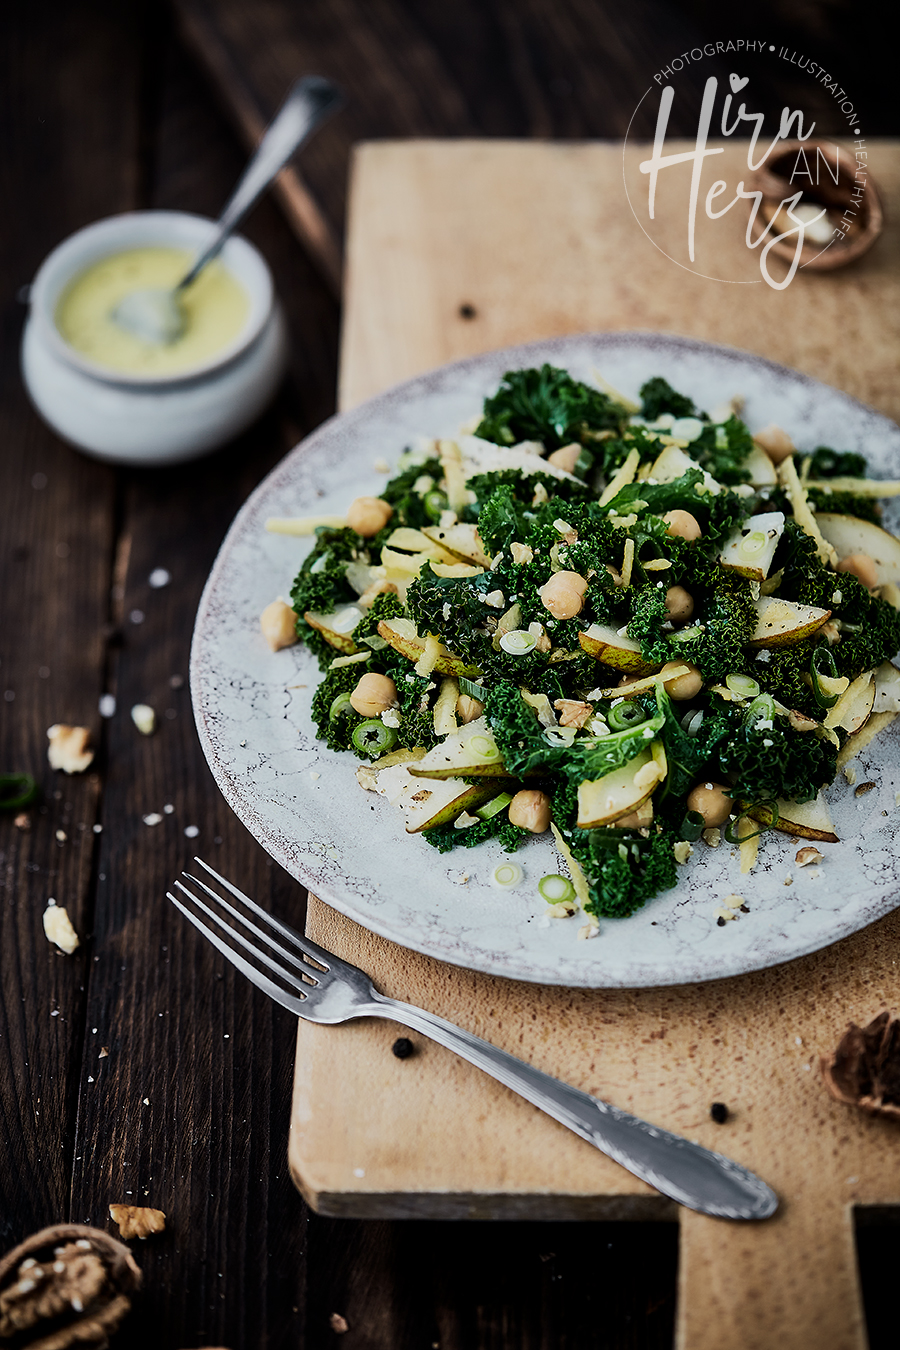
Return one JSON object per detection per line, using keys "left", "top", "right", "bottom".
{"left": 191, "top": 332, "right": 900, "bottom": 988}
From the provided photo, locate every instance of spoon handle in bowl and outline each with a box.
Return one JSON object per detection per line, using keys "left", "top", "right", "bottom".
{"left": 178, "top": 75, "right": 343, "bottom": 291}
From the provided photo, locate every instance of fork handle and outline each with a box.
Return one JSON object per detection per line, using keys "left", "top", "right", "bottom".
{"left": 366, "top": 992, "right": 776, "bottom": 1220}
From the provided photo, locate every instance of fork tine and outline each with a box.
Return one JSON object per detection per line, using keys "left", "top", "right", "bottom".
{"left": 183, "top": 871, "right": 316, "bottom": 977}
{"left": 167, "top": 890, "right": 307, "bottom": 1016}
{"left": 193, "top": 856, "right": 338, "bottom": 968}
{"left": 172, "top": 879, "right": 317, "bottom": 997}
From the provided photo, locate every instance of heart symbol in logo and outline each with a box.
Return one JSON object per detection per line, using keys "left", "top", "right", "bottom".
{"left": 730, "top": 73, "right": 749, "bottom": 93}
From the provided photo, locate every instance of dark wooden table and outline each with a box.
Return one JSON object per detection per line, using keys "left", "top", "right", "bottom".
{"left": 1, "top": 3, "right": 896, "bottom": 1346}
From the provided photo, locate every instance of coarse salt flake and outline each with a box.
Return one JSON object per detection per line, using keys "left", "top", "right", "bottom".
{"left": 143, "top": 813, "right": 163, "bottom": 827}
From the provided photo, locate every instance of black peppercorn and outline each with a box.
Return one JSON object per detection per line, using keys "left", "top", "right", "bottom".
{"left": 458, "top": 303, "right": 477, "bottom": 319}
{"left": 710, "top": 1102, "right": 729, "bottom": 1124}
{"left": 392, "top": 1037, "right": 414, "bottom": 1059}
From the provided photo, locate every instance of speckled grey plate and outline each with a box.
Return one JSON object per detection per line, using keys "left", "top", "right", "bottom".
{"left": 191, "top": 332, "right": 900, "bottom": 988}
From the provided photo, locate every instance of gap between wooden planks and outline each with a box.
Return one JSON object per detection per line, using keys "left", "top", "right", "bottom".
{"left": 290, "top": 140, "right": 900, "bottom": 1350}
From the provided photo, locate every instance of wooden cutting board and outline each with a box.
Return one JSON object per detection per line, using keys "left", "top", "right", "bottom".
{"left": 289, "top": 140, "right": 900, "bottom": 1350}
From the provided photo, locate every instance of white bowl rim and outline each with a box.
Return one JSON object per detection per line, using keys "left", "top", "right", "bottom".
{"left": 29, "top": 209, "right": 275, "bottom": 388}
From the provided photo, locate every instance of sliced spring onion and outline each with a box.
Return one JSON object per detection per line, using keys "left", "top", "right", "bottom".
{"left": 810, "top": 646, "right": 841, "bottom": 708}
{"left": 0, "top": 773, "right": 39, "bottom": 811}
{"left": 491, "top": 861, "right": 525, "bottom": 889}
{"left": 329, "top": 692, "right": 353, "bottom": 720}
{"left": 499, "top": 628, "right": 538, "bottom": 656}
{"left": 726, "top": 673, "right": 761, "bottom": 700}
{"left": 458, "top": 675, "right": 486, "bottom": 701}
{"left": 468, "top": 734, "right": 501, "bottom": 762}
{"left": 360, "top": 634, "right": 389, "bottom": 651}
{"left": 538, "top": 874, "right": 577, "bottom": 905}
{"left": 724, "top": 800, "right": 779, "bottom": 844}
{"left": 607, "top": 702, "right": 647, "bottom": 732}
{"left": 745, "top": 692, "right": 776, "bottom": 728}
{"left": 476, "top": 792, "right": 513, "bottom": 821}
{"left": 680, "top": 707, "right": 705, "bottom": 737}
{"left": 669, "top": 624, "right": 704, "bottom": 643}
{"left": 424, "top": 489, "right": 449, "bottom": 521}
{"left": 350, "top": 719, "right": 398, "bottom": 756}
{"left": 680, "top": 809, "right": 706, "bottom": 842}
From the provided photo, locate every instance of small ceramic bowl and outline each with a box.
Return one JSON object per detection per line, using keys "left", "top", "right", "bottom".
{"left": 748, "top": 140, "right": 883, "bottom": 272}
{"left": 21, "top": 210, "right": 290, "bottom": 466}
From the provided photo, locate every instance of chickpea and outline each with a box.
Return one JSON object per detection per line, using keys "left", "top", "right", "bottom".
{"left": 456, "top": 694, "right": 484, "bottom": 724}
{"left": 686, "top": 780, "right": 733, "bottom": 828}
{"left": 753, "top": 423, "right": 795, "bottom": 465}
{"left": 349, "top": 672, "right": 398, "bottom": 717}
{"left": 664, "top": 585, "right": 694, "bottom": 623}
{"left": 346, "top": 496, "right": 393, "bottom": 538}
{"left": 836, "top": 551, "right": 879, "bottom": 590}
{"left": 662, "top": 509, "right": 702, "bottom": 542}
{"left": 546, "top": 443, "right": 581, "bottom": 473}
{"left": 660, "top": 660, "right": 703, "bottom": 700}
{"left": 539, "top": 570, "right": 588, "bottom": 620}
{"left": 508, "top": 788, "right": 552, "bottom": 834}
{"left": 260, "top": 599, "right": 298, "bottom": 651}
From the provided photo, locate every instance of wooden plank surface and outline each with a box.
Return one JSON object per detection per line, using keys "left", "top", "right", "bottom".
{"left": 340, "top": 138, "right": 900, "bottom": 415}
{"left": 289, "top": 137, "right": 900, "bottom": 1348}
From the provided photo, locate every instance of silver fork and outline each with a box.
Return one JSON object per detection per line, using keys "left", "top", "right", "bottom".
{"left": 168, "top": 859, "right": 778, "bottom": 1221}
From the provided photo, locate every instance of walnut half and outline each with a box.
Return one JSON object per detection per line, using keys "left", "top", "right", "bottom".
{"left": 0, "top": 1223, "right": 141, "bottom": 1349}
{"left": 820, "top": 1011, "right": 900, "bottom": 1122}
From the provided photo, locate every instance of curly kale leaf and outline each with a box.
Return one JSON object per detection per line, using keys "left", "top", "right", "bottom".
{"left": 422, "top": 812, "right": 529, "bottom": 854}
{"left": 393, "top": 673, "right": 441, "bottom": 752}
{"left": 673, "top": 578, "right": 757, "bottom": 683}
{"left": 484, "top": 681, "right": 572, "bottom": 776}
{"left": 604, "top": 470, "right": 752, "bottom": 547}
{"left": 310, "top": 663, "right": 369, "bottom": 755}
{"left": 707, "top": 697, "right": 837, "bottom": 804}
{"left": 476, "top": 484, "right": 519, "bottom": 554}
{"left": 574, "top": 826, "right": 679, "bottom": 919}
{"left": 464, "top": 469, "right": 593, "bottom": 519}
{"left": 474, "top": 365, "right": 626, "bottom": 449}
{"left": 806, "top": 490, "right": 881, "bottom": 526}
{"left": 639, "top": 377, "right": 696, "bottom": 421}
{"left": 807, "top": 446, "right": 868, "bottom": 479}
{"left": 290, "top": 527, "right": 361, "bottom": 631}
{"left": 690, "top": 415, "right": 756, "bottom": 485}
{"left": 377, "top": 456, "right": 445, "bottom": 530}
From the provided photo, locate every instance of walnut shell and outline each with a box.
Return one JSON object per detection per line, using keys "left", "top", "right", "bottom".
{"left": 820, "top": 1011, "right": 900, "bottom": 1122}
{"left": 0, "top": 1225, "right": 141, "bottom": 1350}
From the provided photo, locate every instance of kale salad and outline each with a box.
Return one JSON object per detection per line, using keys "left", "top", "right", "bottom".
{"left": 269, "top": 365, "right": 900, "bottom": 926}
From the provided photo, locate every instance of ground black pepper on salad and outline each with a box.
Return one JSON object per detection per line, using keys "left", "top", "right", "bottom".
{"left": 266, "top": 365, "right": 900, "bottom": 923}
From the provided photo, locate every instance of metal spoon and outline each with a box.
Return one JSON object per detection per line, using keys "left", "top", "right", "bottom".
{"left": 112, "top": 75, "right": 342, "bottom": 346}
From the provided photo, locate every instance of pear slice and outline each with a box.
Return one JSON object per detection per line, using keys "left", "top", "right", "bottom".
{"left": 873, "top": 661, "right": 900, "bottom": 714}
{"left": 743, "top": 441, "right": 778, "bottom": 487}
{"left": 361, "top": 761, "right": 503, "bottom": 832}
{"left": 749, "top": 792, "right": 838, "bottom": 844}
{"left": 576, "top": 748, "right": 661, "bottom": 829}
{"left": 578, "top": 624, "right": 656, "bottom": 674}
{"left": 409, "top": 718, "right": 509, "bottom": 778}
{"left": 815, "top": 514, "right": 900, "bottom": 587}
{"left": 421, "top": 523, "right": 491, "bottom": 568}
{"left": 377, "top": 618, "right": 481, "bottom": 678}
{"left": 748, "top": 596, "right": 831, "bottom": 648}
{"left": 303, "top": 604, "right": 365, "bottom": 654}
{"left": 719, "top": 512, "right": 785, "bottom": 582}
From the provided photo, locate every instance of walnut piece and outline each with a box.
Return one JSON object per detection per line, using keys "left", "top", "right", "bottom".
{"left": 0, "top": 1224, "right": 140, "bottom": 1349}
{"left": 42, "top": 902, "right": 79, "bottom": 955}
{"left": 108, "top": 1206, "right": 166, "bottom": 1241}
{"left": 46, "top": 725, "right": 94, "bottom": 774}
{"left": 795, "top": 846, "right": 824, "bottom": 867}
{"left": 820, "top": 1011, "right": 900, "bottom": 1122}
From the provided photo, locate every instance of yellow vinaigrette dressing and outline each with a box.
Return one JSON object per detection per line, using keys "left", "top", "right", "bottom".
{"left": 56, "top": 247, "right": 249, "bottom": 375}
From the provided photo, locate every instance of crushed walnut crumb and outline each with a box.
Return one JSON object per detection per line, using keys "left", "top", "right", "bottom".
{"left": 108, "top": 1206, "right": 166, "bottom": 1241}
